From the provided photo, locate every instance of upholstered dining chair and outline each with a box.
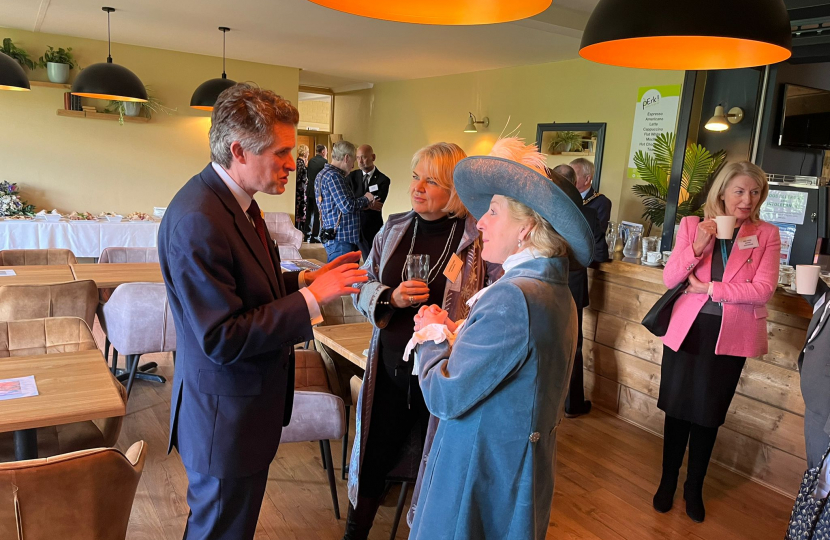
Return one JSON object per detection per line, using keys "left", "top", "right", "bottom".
{"left": 0, "top": 248, "right": 77, "bottom": 265}
{"left": 281, "top": 349, "right": 346, "bottom": 519}
{"left": 0, "top": 280, "right": 98, "bottom": 331}
{"left": 0, "top": 440, "right": 147, "bottom": 540}
{"left": 264, "top": 212, "right": 303, "bottom": 260}
{"left": 314, "top": 295, "right": 367, "bottom": 479}
{"left": 98, "top": 282, "right": 175, "bottom": 397}
{"left": 0, "top": 317, "right": 127, "bottom": 461}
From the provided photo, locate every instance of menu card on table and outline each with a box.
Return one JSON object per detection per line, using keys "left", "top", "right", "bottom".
{"left": 0, "top": 376, "right": 38, "bottom": 401}
{"left": 280, "top": 259, "right": 322, "bottom": 272}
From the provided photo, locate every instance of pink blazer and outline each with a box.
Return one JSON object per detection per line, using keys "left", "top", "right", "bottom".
{"left": 661, "top": 216, "right": 781, "bottom": 357}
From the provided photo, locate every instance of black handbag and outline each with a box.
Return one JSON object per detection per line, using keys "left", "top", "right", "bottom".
{"left": 641, "top": 281, "right": 686, "bottom": 337}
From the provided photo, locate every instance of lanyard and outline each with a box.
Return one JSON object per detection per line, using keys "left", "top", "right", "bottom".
{"left": 720, "top": 239, "right": 729, "bottom": 268}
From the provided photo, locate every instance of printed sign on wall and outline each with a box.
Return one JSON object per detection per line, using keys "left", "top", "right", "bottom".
{"left": 627, "top": 85, "right": 682, "bottom": 179}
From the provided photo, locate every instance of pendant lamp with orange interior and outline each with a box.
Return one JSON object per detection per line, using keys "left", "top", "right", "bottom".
{"left": 0, "top": 52, "right": 30, "bottom": 92}
{"left": 190, "top": 27, "right": 237, "bottom": 111}
{"left": 307, "top": 0, "right": 551, "bottom": 25}
{"left": 579, "top": 0, "right": 792, "bottom": 70}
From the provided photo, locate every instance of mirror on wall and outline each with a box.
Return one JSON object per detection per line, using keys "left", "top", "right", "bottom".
{"left": 535, "top": 122, "right": 607, "bottom": 191}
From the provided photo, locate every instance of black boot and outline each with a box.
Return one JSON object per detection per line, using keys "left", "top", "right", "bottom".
{"left": 653, "top": 415, "right": 691, "bottom": 513}
{"left": 683, "top": 423, "right": 719, "bottom": 523}
{"left": 341, "top": 496, "right": 381, "bottom": 540}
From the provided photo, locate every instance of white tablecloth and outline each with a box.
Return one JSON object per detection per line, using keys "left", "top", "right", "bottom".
{"left": 0, "top": 220, "right": 160, "bottom": 258}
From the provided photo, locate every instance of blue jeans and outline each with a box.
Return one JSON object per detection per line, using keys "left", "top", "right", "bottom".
{"left": 324, "top": 240, "right": 358, "bottom": 262}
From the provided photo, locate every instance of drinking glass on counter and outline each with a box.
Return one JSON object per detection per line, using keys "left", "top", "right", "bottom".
{"left": 779, "top": 265, "right": 795, "bottom": 287}
{"left": 641, "top": 236, "right": 661, "bottom": 264}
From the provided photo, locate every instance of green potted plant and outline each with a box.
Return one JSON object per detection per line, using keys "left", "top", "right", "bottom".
{"left": 104, "top": 88, "right": 177, "bottom": 125}
{"left": 548, "top": 131, "right": 583, "bottom": 154}
{"left": 37, "top": 46, "right": 78, "bottom": 84}
{"left": 1, "top": 38, "right": 35, "bottom": 70}
{"left": 632, "top": 131, "right": 727, "bottom": 236}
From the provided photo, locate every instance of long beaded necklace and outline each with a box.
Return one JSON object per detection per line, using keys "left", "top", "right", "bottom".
{"left": 400, "top": 217, "right": 458, "bottom": 285}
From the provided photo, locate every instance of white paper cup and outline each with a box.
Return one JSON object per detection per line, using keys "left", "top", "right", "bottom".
{"left": 796, "top": 265, "right": 821, "bottom": 295}
{"left": 715, "top": 215, "right": 737, "bottom": 239}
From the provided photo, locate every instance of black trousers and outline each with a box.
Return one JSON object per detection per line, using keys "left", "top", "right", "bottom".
{"left": 304, "top": 194, "right": 320, "bottom": 241}
{"left": 358, "top": 363, "right": 430, "bottom": 498}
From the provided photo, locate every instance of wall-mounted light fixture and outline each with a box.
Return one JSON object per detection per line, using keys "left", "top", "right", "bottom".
{"left": 704, "top": 105, "right": 744, "bottom": 132}
{"left": 464, "top": 113, "right": 489, "bottom": 133}
{"left": 71, "top": 7, "right": 147, "bottom": 102}
{"left": 191, "top": 27, "right": 237, "bottom": 111}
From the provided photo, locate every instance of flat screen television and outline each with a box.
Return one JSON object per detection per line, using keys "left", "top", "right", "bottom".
{"left": 779, "top": 83, "right": 830, "bottom": 149}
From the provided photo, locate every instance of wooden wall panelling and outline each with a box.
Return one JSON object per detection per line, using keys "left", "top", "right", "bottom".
{"left": 739, "top": 359, "right": 805, "bottom": 416}
{"left": 593, "top": 311, "right": 664, "bottom": 364}
{"left": 583, "top": 369, "right": 621, "bottom": 414}
{"left": 583, "top": 308, "right": 598, "bottom": 342}
{"left": 583, "top": 339, "right": 662, "bottom": 399}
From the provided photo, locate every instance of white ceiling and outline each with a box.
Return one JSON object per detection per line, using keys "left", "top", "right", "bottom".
{"left": 1, "top": 0, "right": 600, "bottom": 90}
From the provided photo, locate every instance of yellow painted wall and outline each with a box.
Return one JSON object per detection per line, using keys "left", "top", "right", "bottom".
{"left": 0, "top": 28, "right": 299, "bottom": 215}
{"left": 337, "top": 59, "right": 684, "bottom": 225}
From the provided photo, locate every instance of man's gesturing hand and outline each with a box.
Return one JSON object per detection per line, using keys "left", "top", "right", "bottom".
{"left": 307, "top": 263, "right": 368, "bottom": 304}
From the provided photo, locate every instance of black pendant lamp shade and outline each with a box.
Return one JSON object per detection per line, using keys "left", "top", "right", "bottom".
{"left": 191, "top": 27, "right": 236, "bottom": 111}
{"left": 71, "top": 7, "right": 147, "bottom": 102}
{"left": 0, "top": 52, "right": 30, "bottom": 91}
{"left": 579, "top": 0, "right": 792, "bottom": 70}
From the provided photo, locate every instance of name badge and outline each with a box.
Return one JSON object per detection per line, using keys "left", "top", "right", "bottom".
{"left": 443, "top": 253, "right": 463, "bottom": 283}
{"left": 369, "top": 184, "right": 379, "bottom": 192}
{"left": 737, "top": 235, "right": 759, "bottom": 250}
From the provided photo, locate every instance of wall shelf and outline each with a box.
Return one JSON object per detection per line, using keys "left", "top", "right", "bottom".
{"left": 56, "top": 109, "right": 150, "bottom": 123}
{"left": 31, "top": 81, "right": 71, "bottom": 89}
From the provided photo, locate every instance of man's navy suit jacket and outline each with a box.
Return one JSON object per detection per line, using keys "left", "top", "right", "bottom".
{"left": 158, "top": 164, "right": 314, "bottom": 479}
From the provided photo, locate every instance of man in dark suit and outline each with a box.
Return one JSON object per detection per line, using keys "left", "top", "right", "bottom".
{"left": 157, "top": 84, "right": 367, "bottom": 540}
{"left": 305, "top": 144, "right": 328, "bottom": 242}
{"left": 571, "top": 157, "right": 612, "bottom": 237}
{"left": 554, "top": 164, "right": 609, "bottom": 418}
{"left": 346, "top": 144, "right": 390, "bottom": 260}
{"left": 799, "top": 279, "right": 830, "bottom": 468}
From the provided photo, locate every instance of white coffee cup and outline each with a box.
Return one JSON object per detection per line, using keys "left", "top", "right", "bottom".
{"left": 796, "top": 265, "right": 822, "bottom": 295}
{"left": 646, "top": 251, "right": 661, "bottom": 264}
{"left": 662, "top": 250, "right": 672, "bottom": 263}
{"left": 715, "top": 215, "right": 737, "bottom": 239}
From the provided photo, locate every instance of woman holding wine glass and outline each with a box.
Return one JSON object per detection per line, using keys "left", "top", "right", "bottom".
{"left": 343, "top": 142, "right": 494, "bottom": 540}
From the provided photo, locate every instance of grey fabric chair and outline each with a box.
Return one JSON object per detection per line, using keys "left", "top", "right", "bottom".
{"left": 98, "top": 283, "right": 175, "bottom": 397}
{"left": 98, "top": 246, "right": 159, "bottom": 264}
{"left": 0, "top": 248, "right": 77, "bottom": 266}
{"left": 264, "top": 212, "right": 303, "bottom": 260}
{"left": 282, "top": 349, "right": 346, "bottom": 519}
{"left": 314, "top": 295, "right": 367, "bottom": 479}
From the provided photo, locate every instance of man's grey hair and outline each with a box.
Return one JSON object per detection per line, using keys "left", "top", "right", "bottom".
{"left": 570, "top": 157, "right": 595, "bottom": 178}
{"left": 209, "top": 83, "right": 300, "bottom": 168}
{"left": 331, "top": 140, "right": 356, "bottom": 161}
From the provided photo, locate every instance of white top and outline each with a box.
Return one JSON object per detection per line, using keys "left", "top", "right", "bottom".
{"left": 211, "top": 162, "right": 321, "bottom": 324}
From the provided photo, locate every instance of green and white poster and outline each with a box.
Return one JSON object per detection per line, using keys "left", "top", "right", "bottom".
{"left": 627, "top": 85, "right": 682, "bottom": 179}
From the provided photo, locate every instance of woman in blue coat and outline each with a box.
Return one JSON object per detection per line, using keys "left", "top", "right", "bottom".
{"left": 406, "top": 140, "right": 594, "bottom": 540}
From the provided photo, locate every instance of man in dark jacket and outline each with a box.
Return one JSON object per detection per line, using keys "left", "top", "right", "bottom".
{"left": 571, "top": 157, "right": 612, "bottom": 238}
{"left": 554, "top": 164, "right": 609, "bottom": 417}
{"left": 158, "top": 84, "right": 366, "bottom": 539}
{"left": 305, "top": 144, "right": 328, "bottom": 242}
{"left": 347, "top": 144, "right": 390, "bottom": 260}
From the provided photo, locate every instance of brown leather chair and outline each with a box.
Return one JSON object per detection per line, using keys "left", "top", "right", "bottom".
{"left": 0, "top": 317, "right": 127, "bottom": 461}
{"left": 314, "top": 295, "right": 367, "bottom": 479}
{"left": 0, "top": 440, "right": 147, "bottom": 540}
{"left": 0, "top": 280, "right": 98, "bottom": 330}
{"left": 0, "top": 248, "right": 77, "bottom": 265}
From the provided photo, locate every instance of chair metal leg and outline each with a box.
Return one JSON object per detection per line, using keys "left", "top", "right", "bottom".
{"left": 319, "top": 440, "right": 327, "bottom": 470}
{"left": 111, "top": 348, "right": 119, "bottom": 375}
{"left": 104, "top": 337, "right": 111, "bottom": 369}
{"left": 389, "top": 482, "right": 409, "bottom": 540}
{"left": 321, "top": 440, "right": 340, "bottom": 519}
{"left": 172, "top": 350, "right": 176, "bottom": 366}
{"left": 125, "top": 354, "right": 140, "bottom": 398}
{"left": 14, "top": 429, "right": 38, "bottom": 461}
{"left": 342, "top": 405, "right": 350, "bottom": 480}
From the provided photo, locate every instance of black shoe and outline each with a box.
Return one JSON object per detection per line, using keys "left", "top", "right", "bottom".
{"left": 652, "top": 475, "right": 677, "bottom": 513}
{"left": 683, "top": 484, "right": 705, "bottom": 523}
{"left": 341, "top": 496, "right": 380, "bottom": 540}
{"left": 565, "top": 400, "right": 592, "bottom": 418}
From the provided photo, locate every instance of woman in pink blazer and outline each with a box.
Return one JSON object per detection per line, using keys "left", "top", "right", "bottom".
{"left": 653, "top": 161, "right": 780, "bottom": 523}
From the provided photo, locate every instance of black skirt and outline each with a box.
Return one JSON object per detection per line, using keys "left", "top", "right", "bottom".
{"left": 657, "top": 312, "right": 746, "bottom": 428}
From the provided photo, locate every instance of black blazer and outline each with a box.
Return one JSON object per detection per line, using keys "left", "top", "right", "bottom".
{"left": 306, "top": 155, "right": 328, "bottom": 201}
{"left": 568, "top": 204, "right": 608, "bottom": 310}
{"left": 583, "top": 187, "right": 612, "bottom": 238}
{"left": 347, "top": 168, "right": 391, "bottom": 233}
{"left": 158, "top": 164, "right": 313, "bottom": 478}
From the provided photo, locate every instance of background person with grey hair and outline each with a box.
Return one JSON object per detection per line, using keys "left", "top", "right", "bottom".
{"left": 317, "top": 140, "right": 376, "bottom": 261}
{"left": 158, "top": 83, "right": 368, "bottom": 540}
{"left": 570, "top": 157, "right": 612, "bottom": 238}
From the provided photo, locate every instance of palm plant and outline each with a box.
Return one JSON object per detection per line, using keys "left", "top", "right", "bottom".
{"left": 632, "top": 132, "right": 726, "bottom": 235}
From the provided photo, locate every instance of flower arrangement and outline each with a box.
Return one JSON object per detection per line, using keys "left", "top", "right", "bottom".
{"left": 0, "top": 181, "right": 36, "bottom": 217}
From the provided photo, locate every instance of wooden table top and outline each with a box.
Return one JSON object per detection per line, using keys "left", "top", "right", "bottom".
{"left": 313, "top": 322, "right": 373, "bottom": 369}
{"left": 70, "top": 262, "right": 163, "bottom": 288}
{"left": 0, "top": 265, "right": 75, "bottom": 286}
{"left": 0, "top": 349, "right": 125, "bottom": 433}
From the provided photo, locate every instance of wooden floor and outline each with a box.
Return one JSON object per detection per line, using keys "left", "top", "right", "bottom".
{"left": 115, "top": 350, "right": 796, "bottom": 540}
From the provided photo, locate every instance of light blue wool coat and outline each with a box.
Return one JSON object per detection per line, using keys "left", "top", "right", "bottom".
{"left": 409, "top": 256, "right": 577, "bottom": 540}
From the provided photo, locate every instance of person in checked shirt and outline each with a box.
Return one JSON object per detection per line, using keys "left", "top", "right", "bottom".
{"left": 317, "top": 140, "right": 375, "bottom": 262}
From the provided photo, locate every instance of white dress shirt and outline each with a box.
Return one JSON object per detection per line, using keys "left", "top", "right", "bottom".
{"left": 212, "top": 163, "right": 322, "bottom": 324}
